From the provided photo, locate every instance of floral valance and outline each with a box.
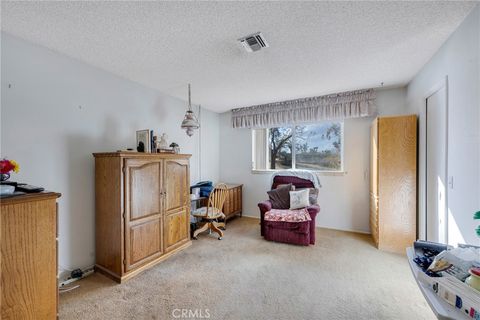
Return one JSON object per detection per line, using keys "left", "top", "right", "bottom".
{"left": 231, "top": 89, "right": 376, "bottom": 129}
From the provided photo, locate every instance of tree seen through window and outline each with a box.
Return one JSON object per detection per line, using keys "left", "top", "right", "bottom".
{"left": 267, "top": 122, "right": 342, "bottom": 171}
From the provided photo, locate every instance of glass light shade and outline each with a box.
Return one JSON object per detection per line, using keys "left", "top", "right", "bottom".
{"left": 181, "top": 110, "right": 200, "bottom": 137}
{"left": 180, "top": 84, "right": 200, "bottom": 137}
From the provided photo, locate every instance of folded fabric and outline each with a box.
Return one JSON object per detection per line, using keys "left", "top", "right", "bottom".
{"left": 191, "top": 181, "right": 214, "bottom": 197}
{"left": 264, "top": 208, "right": 311, "bottom": 222}
{"left": 270, "top": 170, "right": 322, "bottom": 189}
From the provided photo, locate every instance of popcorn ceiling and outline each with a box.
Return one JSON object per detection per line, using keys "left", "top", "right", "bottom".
{"left": 1, "top": 1, "right": 475, "bottom": 112}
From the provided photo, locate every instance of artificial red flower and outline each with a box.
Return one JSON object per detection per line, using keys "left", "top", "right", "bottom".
{"left": 0, "top": 159, "right": 19, "bottom": 174}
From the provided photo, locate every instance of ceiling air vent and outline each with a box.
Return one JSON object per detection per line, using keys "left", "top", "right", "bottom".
{"left": 238, "top": 32, "right": 269, "bottom": 53}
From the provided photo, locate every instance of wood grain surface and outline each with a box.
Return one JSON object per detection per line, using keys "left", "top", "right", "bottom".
{"left": 94, "top": 152, "right": 191, "bottom": 283}
{"left": 370, "top": 115, "right": 417, "bottom": 254}
{"left": 1, "top": 193, "right": 60, "bottom": 319}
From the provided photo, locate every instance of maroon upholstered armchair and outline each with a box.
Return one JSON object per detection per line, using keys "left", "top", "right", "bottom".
{"left": 258, "top": 176, "right": 320, "bottom": 245}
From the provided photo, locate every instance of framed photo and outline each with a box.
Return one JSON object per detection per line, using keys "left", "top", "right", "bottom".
{"left": 136, "top": 129, "right": 151, "bottom": 153}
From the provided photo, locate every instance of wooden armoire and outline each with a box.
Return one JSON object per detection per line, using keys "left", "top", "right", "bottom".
{"left": 370, "top": 115, "right": 417, "bottom": 254}
{"left": 93, "top": 152, "right": 191, "bottom": 283}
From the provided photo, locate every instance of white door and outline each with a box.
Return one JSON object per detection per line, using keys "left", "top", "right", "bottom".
{"left": 426, "top": 86, "right": 447, "bottom": 243}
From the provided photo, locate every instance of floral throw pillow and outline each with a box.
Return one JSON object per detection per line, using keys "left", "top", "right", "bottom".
{"left": 289, "top": 189, "right": 310, "bottom": 209}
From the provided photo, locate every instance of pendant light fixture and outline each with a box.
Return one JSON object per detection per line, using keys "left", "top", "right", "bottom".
{"left": 181, "top": 83, "right": 200, "bottom": 137}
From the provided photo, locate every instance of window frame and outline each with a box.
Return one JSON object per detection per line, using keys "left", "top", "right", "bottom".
{"left": 253, "top": 121, "right": 345, "bottom": 174}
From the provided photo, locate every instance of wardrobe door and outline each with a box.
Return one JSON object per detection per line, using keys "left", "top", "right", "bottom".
{"left": 164, "top": 158, "right": 190, "bottom": 252}
{"left": 370, "top": 119, "right": 379, "bottom": 245}
{"left": 124, "top": 158, "right": 163, "bottom": 271}
{"left": 378, "top": 115, "right": 417, "bottom": 253}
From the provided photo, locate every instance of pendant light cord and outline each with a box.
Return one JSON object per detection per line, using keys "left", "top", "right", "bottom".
{"left": 198, "top": 104, "right": 202, "bottom": 181}
{"left": 188, "top": 84, "right": 192, "bottom": 111}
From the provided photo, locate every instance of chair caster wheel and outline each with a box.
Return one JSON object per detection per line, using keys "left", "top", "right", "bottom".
{"left": 218, "top": 237, "right": 222, "bottom": 240}
{"left": 193, "top": 237, "right": 198, "bottom": 240}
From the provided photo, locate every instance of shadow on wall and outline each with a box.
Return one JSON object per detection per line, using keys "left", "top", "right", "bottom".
{"left": 63, "top": 116, "right": 120, "bottom": 270}
{"left": 152, "top": 95, "right": 174, "bottom": 123}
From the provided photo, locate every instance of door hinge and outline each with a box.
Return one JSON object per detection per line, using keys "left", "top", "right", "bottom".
{"left": 122, "top": 211, "right": 126, "bottom": 219}
{"left": 122, "top": 166, "right": 126, "bottom": 174}
{"left": 123, "top": 259, "right": 126, "bottom": 266}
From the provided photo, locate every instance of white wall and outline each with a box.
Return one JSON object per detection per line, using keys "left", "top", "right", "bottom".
{"left": 199, "top": 106, "right": 220, "bottom": 182}
{"left": 0, "top": 33, "right": 220, "bottom": 274}
{"left": 219, "top": 87, "right": 408, "bottom": 234}
{"left": 406, "top": 5, "right": 480, "bottom": 246}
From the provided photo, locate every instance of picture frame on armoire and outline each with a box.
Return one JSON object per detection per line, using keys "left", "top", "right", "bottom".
{"left": 136, "top": 129, "right": 151, "bottom": 153}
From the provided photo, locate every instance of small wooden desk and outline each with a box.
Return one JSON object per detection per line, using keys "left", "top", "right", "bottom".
{"left": 222, "top": 184, "right": 243, "bottom": 221}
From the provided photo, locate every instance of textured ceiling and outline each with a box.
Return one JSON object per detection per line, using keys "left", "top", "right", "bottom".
{"left": 1, "top": 1, "right": 476, "bottom": 112}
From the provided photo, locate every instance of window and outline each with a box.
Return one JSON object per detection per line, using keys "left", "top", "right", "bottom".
{"left": 252, "top": 122, "right": 343, "bottom": 172}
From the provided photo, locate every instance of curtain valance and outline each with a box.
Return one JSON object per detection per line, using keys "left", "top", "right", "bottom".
{"left": 231, "top": 89, "right": 376, "bottom": 129}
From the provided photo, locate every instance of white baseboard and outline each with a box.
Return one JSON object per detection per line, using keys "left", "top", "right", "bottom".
{"left": 240, "top": 214, "right": 259, "bottom": 220}
{"left": 319, "top": 226, "right": 371, "bottom": 235}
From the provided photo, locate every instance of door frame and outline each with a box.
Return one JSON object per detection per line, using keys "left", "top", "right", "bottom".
{"left": 422, "top": 75, "right": 449, "bottom": 243}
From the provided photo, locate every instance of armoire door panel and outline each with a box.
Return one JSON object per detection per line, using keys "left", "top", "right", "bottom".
{"left": 164, "top": 210, "right": 189, "bottom": 251}
{"left": 127, "top": 161, "right": 162, "bottom": 221}
{"left": 128, "top": 218, "right": 162, "bottom": 269}
{"left": 124, "top": 159, "right": 164, "bottom": 271}
{"left": 164, "top": 159, "right": 189, "bottom": 213}
{"left": 165, "top": 206, "right": 185, "bottom": 217}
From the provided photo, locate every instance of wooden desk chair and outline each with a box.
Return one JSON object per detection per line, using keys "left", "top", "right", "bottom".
{"left": 192, "top": 183, "right": 228, "bottom": 240}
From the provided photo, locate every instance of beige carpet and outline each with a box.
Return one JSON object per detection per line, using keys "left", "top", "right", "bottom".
{"left": 60, "top": 217, "right": 435, "bottom": 320}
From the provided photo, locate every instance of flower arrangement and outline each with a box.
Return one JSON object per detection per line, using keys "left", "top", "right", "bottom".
{"left": 0, "top": 158, "right": 20, "bottom": 181}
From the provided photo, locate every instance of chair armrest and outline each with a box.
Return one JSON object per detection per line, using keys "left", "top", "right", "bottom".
{"left": 306, "top": 205, "right": 320, "bottom": 245}
{"left": 258, "top": 200, "right": 272, "bottom": 236}
{"left": 305, "top": 205, "right": 320, "bottom": 220}
{"left": 258, "top": 200, "right": 272, "bottom": 214}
